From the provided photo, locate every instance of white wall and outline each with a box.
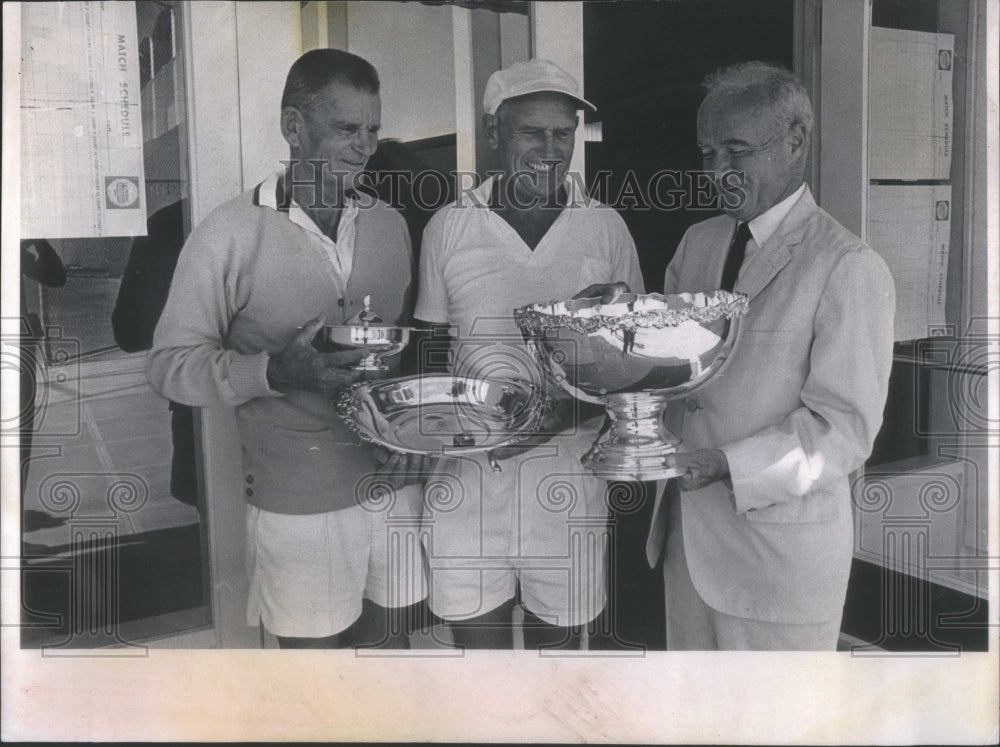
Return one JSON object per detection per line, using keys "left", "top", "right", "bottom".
{"left": 341, "top": 1, "right": 456, "bottom": 141}
{"left": 531, "top": 2, "right": 585, "bottom": 177}
{"left": 236, "top": 2, "right": 302, "bottom": 188}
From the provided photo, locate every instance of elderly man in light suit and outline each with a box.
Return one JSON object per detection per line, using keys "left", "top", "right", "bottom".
{"left": 636, "top": 61, "right": 896, "bottom": 650}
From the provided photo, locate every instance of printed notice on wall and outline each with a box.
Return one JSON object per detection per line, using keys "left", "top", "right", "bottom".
{"left": 868, "top": 27, "right": 953, "bottom": 181}
{"left": 867, "top": 184, "right": 951, "bottom": 341}
{"left": 20, "top": 1, "right": 146, "bottom": 238}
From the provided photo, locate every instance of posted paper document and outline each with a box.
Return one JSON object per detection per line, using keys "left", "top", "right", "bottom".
{"left": 20, "top": 1, "right": 146, "bottom": 239}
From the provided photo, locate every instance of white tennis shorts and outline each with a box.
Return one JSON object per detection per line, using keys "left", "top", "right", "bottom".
{"left": 422, "top": 430, "right": 609, "bottom": 628}
{"left": 246, "top": 483, "right": 427, "bottom": 638}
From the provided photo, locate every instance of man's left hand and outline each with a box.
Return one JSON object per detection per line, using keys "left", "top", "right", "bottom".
{"left": 671, "top": 448, "right": 730, "bottom": 491}
{"left": 572, "top": 281, "right": 631, "bottom": 303}
{"left": 373, "top": 445, "right": 438, "bottom": 488}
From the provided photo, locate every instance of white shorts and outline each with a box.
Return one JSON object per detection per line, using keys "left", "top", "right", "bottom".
{"left": 246, "top": 484, "right": 427, "bottom": 638}
{"left": 421, "top": 433, "right": 608, "bottom": 628}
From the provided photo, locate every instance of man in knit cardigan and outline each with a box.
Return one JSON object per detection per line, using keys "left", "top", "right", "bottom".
{"left": 148, "top": 49, "right": 427, "bottom": 648}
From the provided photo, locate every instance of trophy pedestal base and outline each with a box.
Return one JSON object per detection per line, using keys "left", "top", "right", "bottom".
{"left": 352, "top": 352, "right": 402, "bottom": 377}
{"left": 353, "top": 358, "right": 391, "bottom": 373}
{"left": 580, "top": 392, "right": 683, "bottom": 481}
{"left": 582, "top": 446, "right": 683, "bottom": 481}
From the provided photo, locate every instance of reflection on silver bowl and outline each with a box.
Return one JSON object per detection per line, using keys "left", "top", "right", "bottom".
{"left": 337, "top": 374, "right": 546, "bottom": 455}
{"left": 515, "top": 290, "right": 747, "bottom": 480}
{"left": 315, "top": 324, "right": 410, "bottom": 372}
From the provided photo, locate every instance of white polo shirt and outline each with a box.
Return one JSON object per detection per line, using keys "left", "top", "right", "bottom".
{"left": 415, "top": 175, "right": 645, "bottom": 382}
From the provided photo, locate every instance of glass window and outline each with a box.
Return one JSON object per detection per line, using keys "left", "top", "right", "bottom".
{"left": 19, "top": 1, "right": 211, "bottom": 648}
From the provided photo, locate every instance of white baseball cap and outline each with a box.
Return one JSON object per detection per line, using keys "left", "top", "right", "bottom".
{"left": 482, "top": 59, "right": 596, "bottom": 116}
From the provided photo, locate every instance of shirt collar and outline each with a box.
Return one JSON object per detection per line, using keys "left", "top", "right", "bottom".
{"left": 747, "top": 182, "right": 807, "bottom": 247}
{"left": 255, "top": 170, "right": 359, "bottom": 244}
{"left": 254, "top": 170, "right": 288, "bottom": 212}
{"left": 468, "top": 174, "right": 590, "bottom": 208}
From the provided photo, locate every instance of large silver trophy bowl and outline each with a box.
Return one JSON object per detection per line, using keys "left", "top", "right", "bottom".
{"left": 515, "top": 290, "right": 748, "bottom": 480}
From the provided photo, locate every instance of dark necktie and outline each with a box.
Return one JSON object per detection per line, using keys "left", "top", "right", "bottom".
{"left": 720, "top": 221, "right": 752, "bottom": 292}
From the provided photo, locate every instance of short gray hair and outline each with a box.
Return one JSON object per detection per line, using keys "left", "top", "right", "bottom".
{"left": 702, "top": 61, "right": 813, "bottom": 134}
{"left": 281, "top": 48, "right": 379, "bottom": 115}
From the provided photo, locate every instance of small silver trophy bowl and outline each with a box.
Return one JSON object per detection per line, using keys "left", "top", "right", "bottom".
{"left": 315, "top": 294, "right": 409, "bottom": 374}
{"left": 515, "top": 290, "right": 748, "bottom": 480}
{"left": 316, "top": 324, "right": 410, "bottom": 373}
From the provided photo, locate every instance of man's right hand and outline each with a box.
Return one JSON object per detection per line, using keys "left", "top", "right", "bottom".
{"left": 573, "top": 281, "right": 631, "bottom": 303}
{"left": 266, "top": 316, "right": 368, "bottom": 393}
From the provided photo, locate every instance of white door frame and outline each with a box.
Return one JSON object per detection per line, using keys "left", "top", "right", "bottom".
{"left": 155, "top": 0, "right": 301, "bottom": 648}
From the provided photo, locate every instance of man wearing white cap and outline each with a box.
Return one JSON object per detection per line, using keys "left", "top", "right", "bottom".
{"left": 414, "top": 59, "right": 645, "bottom": 649}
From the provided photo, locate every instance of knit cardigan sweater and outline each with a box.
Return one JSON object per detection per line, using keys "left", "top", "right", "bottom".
{"left": 148, "top": 181, "right": 413, "bottom": 514}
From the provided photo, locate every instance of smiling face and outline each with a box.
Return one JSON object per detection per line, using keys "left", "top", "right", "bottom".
{"left": 282, "top": 79, "right": 381, "bottom": 204}
{"left": 486, "top": 92, "right": 578, "bottom": 204}
{"left": 697, "top": 90, "right": 807, "bottom": 222}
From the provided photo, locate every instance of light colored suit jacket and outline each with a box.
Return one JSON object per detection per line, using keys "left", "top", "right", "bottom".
{"left": 646, "top": 186, "right": 895, "bottom": 624}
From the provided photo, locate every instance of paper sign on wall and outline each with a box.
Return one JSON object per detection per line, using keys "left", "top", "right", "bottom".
{"left": 868, "top": 27, "right": 954, "bottom": 181}
{"left": 20, "top": 1, "right": 146, "bottom": 239}
{"left": 867, "top": 184, "right": 951, "bottom": 342}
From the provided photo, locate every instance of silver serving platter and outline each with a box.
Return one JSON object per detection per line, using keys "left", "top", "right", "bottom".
{"left": 337, "top": 374, "right": 545, "bottom": 455}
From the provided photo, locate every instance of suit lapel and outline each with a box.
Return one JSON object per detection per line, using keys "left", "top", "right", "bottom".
{"left": 735, "top": 238, "right": 794, "bottom": 301}
{"left": 735, "top": 187, "right": 817, "bottom": 302}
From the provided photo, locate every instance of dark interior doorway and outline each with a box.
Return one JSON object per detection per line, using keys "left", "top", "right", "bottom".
{"left": 584, "top": 0, "right": 794, "bottom": 291}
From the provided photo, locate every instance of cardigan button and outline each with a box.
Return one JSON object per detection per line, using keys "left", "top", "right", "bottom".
{"left": 246, "top": 488, "right": 253, "bottom": 497}
{"left": 246, "top": 474, "right": 254, "bottom": 484}
{"left": 687, "top": 399, "right": 701, "bottom": 413}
